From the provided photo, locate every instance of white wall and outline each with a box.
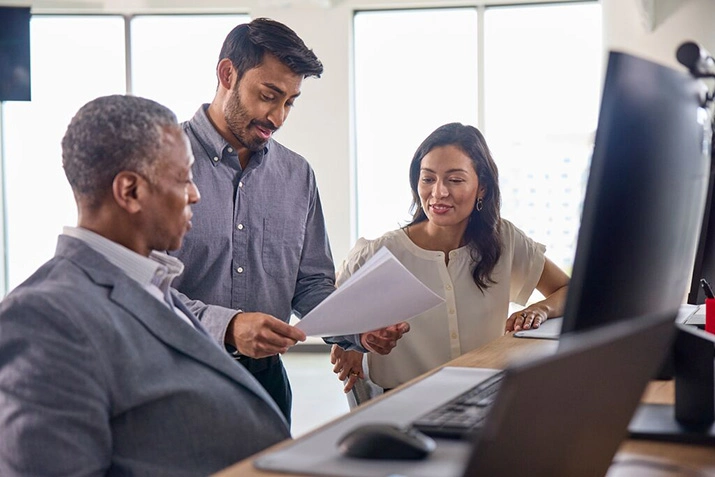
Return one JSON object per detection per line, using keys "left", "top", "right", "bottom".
{"left": 602, "top": 0, "right": 715, "bottom": 70}
{"left": 2, "top": 0, "right": 714, "bottom": 265}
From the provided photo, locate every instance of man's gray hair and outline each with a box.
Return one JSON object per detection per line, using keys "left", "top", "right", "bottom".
{"left": 62, "top": 94, "right": 179, "bottom": 206}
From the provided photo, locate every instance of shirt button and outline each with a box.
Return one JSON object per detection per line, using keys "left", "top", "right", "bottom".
{"left": 239, "top": 181, "right": 244, "bottom": 188}
{"left": 445, "top": 284, "right": 452, "bottom": 291}
{"left": 237, "top": 224, "right": 244, "bottom": 230}
{"left": 236, "top": 267, "right": 244, "bottom": 273}
{"left": 212, "top": 156, "right": 219, "bottom": 162}
{"left": 451, "top": 332, "right": 457, "bottom": 339}
{"left": 449, "top": 308, "right": 455, "bottom": 314}
{"left": 227, "top": 147, "right": 233, "bottom": 153}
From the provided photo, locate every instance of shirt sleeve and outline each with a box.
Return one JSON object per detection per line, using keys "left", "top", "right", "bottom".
{"left": 291, "top": 185, "right": 337, "bottom": 318}
{"left": 335, "top": 237, "right": 374, "bottom": 286}
{"left": 175, "top": 290, "right": 237, "bottom": 346}
{"left": 504, "top": 221, "right": 547, "bottom": 305}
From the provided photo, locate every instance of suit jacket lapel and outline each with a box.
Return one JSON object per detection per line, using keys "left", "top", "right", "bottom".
{"left": 112, "top": 277, "right": 287, "bottom": 419}
{"left": 57, "top": 236, "right": 287, "bottom": 423}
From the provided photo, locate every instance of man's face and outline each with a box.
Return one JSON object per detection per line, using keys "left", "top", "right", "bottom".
{"left": 142, "top": 130, "right": 200, "bottom": 252}
{"left": 224, "top": 54, "right": 304, "bottom": 152}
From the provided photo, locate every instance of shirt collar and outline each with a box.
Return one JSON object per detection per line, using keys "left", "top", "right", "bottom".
{"left": 189, "top": 104, "right": 269, "bottom": 168}
{"left": 62, "top": 226, "right": 184, "bottom": 290}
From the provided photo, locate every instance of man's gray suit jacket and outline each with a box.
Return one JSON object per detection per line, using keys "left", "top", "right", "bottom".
{"left": 0, "top": 236, "right": 290, "bottom": 476}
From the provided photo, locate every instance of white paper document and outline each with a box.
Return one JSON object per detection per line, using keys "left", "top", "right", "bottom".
{"left": 295, "top": 247, "right": 444, "bottom": 336}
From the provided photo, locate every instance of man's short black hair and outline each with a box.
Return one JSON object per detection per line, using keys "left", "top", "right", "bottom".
{"left": 218, "top": 17, "right": 323, "bottom": 80}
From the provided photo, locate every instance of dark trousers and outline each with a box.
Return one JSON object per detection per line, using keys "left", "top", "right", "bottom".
{"left": 237, "top": 355, "right": 292, "bottom": 426}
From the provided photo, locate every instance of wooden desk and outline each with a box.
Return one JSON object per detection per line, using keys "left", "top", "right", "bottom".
{"left": 215, "top": 335, "right": 715, "bottom": 477}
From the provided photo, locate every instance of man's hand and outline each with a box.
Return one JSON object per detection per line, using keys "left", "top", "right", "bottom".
{"left": 225, "top": 312, "right": 306, "bottom": 358}
{"left": 359, "top": 322, "right": 410, "bottom": 355}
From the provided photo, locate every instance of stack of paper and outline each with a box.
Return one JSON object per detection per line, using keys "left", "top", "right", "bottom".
{"left": 295, "top": 247, "right": 444, "bottom": 337}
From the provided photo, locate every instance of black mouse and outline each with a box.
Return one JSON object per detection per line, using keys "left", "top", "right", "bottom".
{"left": 337, "top": 423, "right": 436, "bottom": 460}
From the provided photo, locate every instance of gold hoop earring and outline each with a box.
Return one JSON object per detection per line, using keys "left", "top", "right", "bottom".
{"left": 476, "top": 197, "right": 484, "bottom": 211}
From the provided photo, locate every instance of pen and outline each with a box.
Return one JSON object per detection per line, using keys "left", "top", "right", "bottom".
{"left": 700, "top": 278, "right": 715, "bottom": 299}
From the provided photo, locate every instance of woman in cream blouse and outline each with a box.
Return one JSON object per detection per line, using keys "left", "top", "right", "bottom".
{"left": 331, "top": 122, "right": 570, "bottom": 403}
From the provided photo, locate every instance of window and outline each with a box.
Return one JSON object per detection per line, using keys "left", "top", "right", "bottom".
{"left": 353, "top": 2, "right": 602, "bottom": 274}
{"left": 2, "top": 15, "right": 126, "bottom": 291}
{"left": 354, "top": 8, "right": 479, "bottom": 241}
{"left": 485, "top": 2, "right": 602, "bottom": 273}
{"left": 130, "top": 14, "right": 249, "bottom": 122}
{"left": 1, "top": 13, "right": 248, "bottom": 293}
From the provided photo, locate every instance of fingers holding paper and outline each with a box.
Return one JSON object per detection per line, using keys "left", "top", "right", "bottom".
{"left": 226, "top": 312, "right": 306, "bottom": 358}
{"left": 330, "top": 345, "right": 364, "bottom": 393}
{"left": 360, "top": 321, "right": 410, "bottom": 355}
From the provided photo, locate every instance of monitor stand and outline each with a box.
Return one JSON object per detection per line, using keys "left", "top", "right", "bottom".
{"left": 629, "top": 403, "right": 715, "bottom": 444}
{"left": 629, "top": 323, "right": 715, "bottom": 445}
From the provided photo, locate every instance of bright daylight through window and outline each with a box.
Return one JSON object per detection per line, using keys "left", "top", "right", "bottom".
{"left": 1, "top": 14, "right": 248, "bottom": 293}
{"left": 354, "top": 2, "right": 602, "bottom": 275}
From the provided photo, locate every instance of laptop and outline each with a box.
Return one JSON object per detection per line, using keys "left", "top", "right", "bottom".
{"left": 512, "top": 303, "right": 698, "bottom": 340}
{"left": 254, "top": 313, "right": 675, "bottom": 477}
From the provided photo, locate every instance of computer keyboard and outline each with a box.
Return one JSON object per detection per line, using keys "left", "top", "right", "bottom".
{"left": 411, "top": 371, "right": 505, "bottom": 440}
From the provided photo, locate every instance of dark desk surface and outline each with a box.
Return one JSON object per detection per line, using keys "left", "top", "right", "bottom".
{"left": 214, "top": 334, "right": 715, "bottom": 477}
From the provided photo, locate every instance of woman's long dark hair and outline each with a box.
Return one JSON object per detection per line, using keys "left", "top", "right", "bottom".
{"left": 407, "top": 123, "right": 502, "bottom": 291}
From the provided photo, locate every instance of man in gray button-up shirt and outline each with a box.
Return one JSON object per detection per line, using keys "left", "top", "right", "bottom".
{"left": 172, "top": 18, "right": 409, "bottom": 424}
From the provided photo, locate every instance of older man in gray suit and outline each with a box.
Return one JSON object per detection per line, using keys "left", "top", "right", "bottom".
{"left": 0, "top": 95, "right": 290, "bottom": 476}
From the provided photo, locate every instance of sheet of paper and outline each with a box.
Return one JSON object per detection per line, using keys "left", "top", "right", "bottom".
{"left": 295, "top": 247, "right": 444, "bottom": 336}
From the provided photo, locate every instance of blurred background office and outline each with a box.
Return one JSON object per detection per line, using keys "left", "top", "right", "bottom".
{"left": 0, "top": 0, "right": 713, "bottom": 436}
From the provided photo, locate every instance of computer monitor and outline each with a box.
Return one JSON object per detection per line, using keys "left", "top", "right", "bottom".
{"left": 686, "top": 151, "right": 715, "bottom": 305}
{"left": 0, "top": 6, "right": 32, "bottom": 102}
{"left": 560, "top": 50, "right": 712, "bottom": 335}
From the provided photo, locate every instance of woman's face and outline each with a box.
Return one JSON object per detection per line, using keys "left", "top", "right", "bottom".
{"left": 417, "top": 145, "right": 482, "bottom": 230}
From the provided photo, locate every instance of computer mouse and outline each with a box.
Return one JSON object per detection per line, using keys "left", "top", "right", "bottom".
{"left": 337, "top": 423, "right": 436, "bottom": 460}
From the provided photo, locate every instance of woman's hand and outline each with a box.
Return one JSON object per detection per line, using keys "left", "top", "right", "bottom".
{"left": 330, "top": 344, "right": 365, "bottom": 393}
{"left": 505, "top": 307, "right": 548, "bottom": 332}
{"left": 359, "top": 322, "right": 410, "bottom": 354}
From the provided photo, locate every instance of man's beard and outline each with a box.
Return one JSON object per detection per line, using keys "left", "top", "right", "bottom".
{"left": 225, "top": 87, "right": 275, "bottom": 152}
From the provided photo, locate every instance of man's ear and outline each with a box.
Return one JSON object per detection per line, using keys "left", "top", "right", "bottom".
{"left": 217, "top": 58, "right": 236, "bottom": 90}
{"left": 112, "top": 171, "right": 143, "bottom": 214}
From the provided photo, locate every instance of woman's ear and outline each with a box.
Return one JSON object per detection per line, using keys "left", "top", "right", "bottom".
{"left": 112, "top": 171, "right": 143, "bottom": 214}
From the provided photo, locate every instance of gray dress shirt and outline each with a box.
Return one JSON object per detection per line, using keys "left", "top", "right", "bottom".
{"left": 172, "top": 105, "right": 353, "bottom": 346}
